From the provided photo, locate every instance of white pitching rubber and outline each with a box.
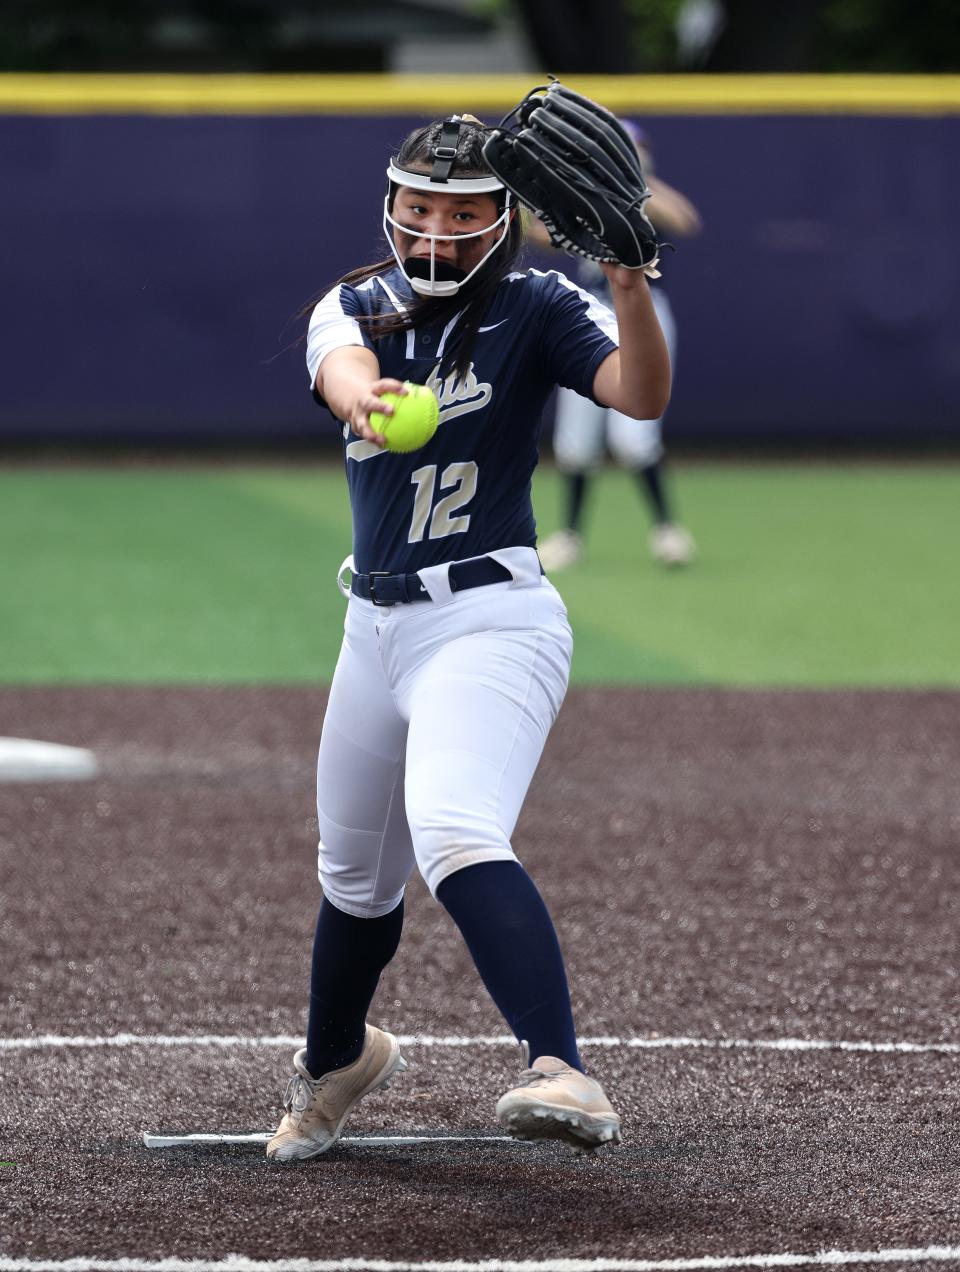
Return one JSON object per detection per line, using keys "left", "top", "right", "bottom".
{"left": 0, "top": 738, "right": 98, "bottom": 783}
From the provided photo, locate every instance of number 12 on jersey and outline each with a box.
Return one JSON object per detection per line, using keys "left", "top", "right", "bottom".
{"left": 408, "top": 461, "right": 478, "bottom": 543}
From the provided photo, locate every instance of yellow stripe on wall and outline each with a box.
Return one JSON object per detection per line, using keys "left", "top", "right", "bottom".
{"left": 1, "top": 73, "right": 960, "bottom": 116}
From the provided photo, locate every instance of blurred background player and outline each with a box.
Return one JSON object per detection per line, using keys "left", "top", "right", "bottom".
{"left": 532, "top": 122, "right": 702, "bottom": 570}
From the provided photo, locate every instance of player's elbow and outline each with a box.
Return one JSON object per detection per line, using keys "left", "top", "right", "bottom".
{"left": 622, "top": 386, "right": 670, "bottom": 420}
{"left": 593, "top": 351, "right": 670, "bottom": 420}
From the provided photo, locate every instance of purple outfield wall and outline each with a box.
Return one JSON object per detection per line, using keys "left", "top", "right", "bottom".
{"left": 2, "top": 111, "right": 959, "bottom": 446}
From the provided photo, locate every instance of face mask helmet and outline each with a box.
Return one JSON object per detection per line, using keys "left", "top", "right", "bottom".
{"left": 384, "top": 115, "right": 513, "bottom": 298}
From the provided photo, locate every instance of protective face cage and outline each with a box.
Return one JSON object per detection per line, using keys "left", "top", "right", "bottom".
{"left": 384, "top": 115, "right": 514, "bottom": 298}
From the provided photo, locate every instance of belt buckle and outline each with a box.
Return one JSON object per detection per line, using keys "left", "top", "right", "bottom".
{"left": 367, "top": 571, "right": 395, "bottom": 607}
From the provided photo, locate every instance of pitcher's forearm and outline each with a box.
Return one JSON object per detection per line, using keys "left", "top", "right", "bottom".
{"left": 317, "top": 347, "right": 381, "bottom": 423}
{"left": 317, "top": 347, "right": 407, "bottom": 444}
{"left": 593, "top": 271, "right": 671, "bottom": 418}
{"left": 613, "top": 278, "right": 671, "bottom": 417}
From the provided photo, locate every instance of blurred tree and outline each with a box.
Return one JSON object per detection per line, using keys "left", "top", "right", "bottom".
{"left": 700, "top": 0, "right": 824, "bottom": 71}
{"left": 511, "top": 0, "right": 638, "bottom": 71}
{"left": 512, "top": 0, "right": 960, "bottom": 72}
{"left": 699, "top": 0, "right": 960, "bottom": 71}
{"left": 0, "top": 0, "right": 493, "bottom": 72}
{"left": 1, "top": 0, "right": 957, "bottom": 72}
{"left": 817, "top": 0, "right": 960, "bottom": 72}
{"left": 624, "top": 0, "right": 687, "bottom": 71}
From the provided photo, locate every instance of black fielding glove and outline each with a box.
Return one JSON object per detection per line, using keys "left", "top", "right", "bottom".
{"left": 482, "top": 80, "right": 661, "bottom": 275}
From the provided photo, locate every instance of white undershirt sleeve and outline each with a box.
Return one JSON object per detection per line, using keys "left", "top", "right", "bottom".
{"left": 305, "top": 285, "right": 367, "bottom": 389}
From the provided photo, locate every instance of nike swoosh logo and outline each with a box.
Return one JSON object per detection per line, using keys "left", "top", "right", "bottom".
{"left": 478, "top": 319, "right": 509, "bottom": 333}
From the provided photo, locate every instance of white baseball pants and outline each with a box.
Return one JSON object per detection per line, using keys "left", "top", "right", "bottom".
{"left": 315, "top": 547, "right": 573, "bottom": 918}
{"left": 552, "top": 286, "right": 677, "bottom": 472}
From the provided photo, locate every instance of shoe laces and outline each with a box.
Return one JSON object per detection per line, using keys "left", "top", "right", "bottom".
{"left": 515, "top": 1067, "right": 565, "bottom": 1089}
{"left": 283, "top": 1071, "right": 327, "bottom": 1117}
{"left": 513, "top": 1041, "right": 568, "bottom": 1089}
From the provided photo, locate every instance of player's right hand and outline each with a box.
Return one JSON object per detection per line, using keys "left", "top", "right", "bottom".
{"left": 349, "top": 378, "right": 408, "bottom": 447}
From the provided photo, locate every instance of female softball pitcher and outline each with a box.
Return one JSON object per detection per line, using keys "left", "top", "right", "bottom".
{"left": 267, "top": 110, "right": 670, "bottom": 1161}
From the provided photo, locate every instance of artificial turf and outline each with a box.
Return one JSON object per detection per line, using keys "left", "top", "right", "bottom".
{"left": 1, "top": 461, "right": 956, "bottom": 685}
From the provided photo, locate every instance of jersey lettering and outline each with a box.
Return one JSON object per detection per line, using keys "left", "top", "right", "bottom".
{"left": 426, "top": 364, "right": 492, "bottom": 425}
{"left": 346, "top": 365, "right": 493, "bottom": 467}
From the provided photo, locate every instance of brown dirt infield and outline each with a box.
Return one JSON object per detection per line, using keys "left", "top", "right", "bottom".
{"left": 1, "top": 686, "right": 959, "bottom": 1264}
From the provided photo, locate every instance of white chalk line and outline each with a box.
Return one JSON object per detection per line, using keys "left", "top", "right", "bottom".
{"left": 1, "top": 1033, "right": 959, "bottom": 1055}
{"left": 2, "top": 1247, "right": 960, "bottom": 1270}
{"left": 142, "top": 1132, "right": 525, "bottom": 1148}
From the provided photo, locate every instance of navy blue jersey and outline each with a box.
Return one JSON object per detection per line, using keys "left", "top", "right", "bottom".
{"left": 306, "top": 265, "right": 618, "bottom": 575}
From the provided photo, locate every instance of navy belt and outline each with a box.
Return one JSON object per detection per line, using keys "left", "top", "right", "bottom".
{"left": 351, "top": 556, "right": 513, "bottom": 607}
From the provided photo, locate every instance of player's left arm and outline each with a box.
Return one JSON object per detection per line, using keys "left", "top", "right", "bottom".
{"left": 591, "top": 267, "right": 671, "bottom": 420}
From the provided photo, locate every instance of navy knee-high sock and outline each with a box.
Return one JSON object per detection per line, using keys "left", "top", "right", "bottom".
{"left": 304, "top": 897, "right": 403, "bottom": 1079}
{"left": 565, "top": 472, "right": 590, "bottom": 535}
{"left": 635, "top": 461, "right": 672, "bottom": 525}
{"left": 437, "top": 861, "right": 581, "bottom": 1071}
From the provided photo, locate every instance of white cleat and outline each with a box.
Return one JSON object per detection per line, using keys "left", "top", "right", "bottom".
{"left": 266, "top": 1025, "right": 406, "bottom": 1162}
{"left": 496, "top": 1053, "right": 622, "bottom": 1154}
{"left": 537, "top": 529, "right": 583, "bottom": 572}
{"left": 649, "top": 522, "right": 695, "bottom": 567}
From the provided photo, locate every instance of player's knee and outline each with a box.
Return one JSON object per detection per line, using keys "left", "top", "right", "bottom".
{"left": 610, "top": 434, "right": 664, "bottom": 469}
{"left": 317, "top": 840, "right": 407, "bottom": 918}
{"left": 417, "top": 842, "right": 520, "bottom": 898}
{"left": 626, "top": 446, "right": 665, "bottom": 470}
{"left": 407, "top": 807, "right": 518, "bottom": 897}
{"left": 555, "top": 453, "right": 601, "bottom": 475}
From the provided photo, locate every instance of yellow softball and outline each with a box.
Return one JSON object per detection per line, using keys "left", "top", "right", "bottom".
{"left": 371, "top": 382, "right": 440, "bottom": 453}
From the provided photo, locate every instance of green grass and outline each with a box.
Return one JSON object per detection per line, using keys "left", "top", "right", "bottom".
{"left": 548, "top": 464, "right": 959, "bottom": 685}
{"left": 0, "top": 462, "right": 957, "bottom": 686}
